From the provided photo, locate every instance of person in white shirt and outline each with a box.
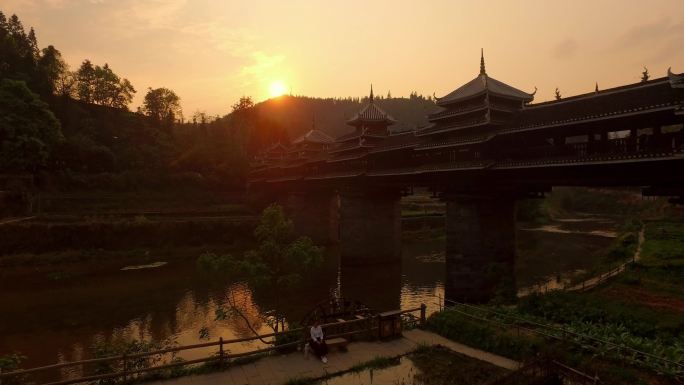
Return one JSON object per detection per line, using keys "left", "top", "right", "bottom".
{"left": 308, "top": 319, "right": 328, "bottom": 363}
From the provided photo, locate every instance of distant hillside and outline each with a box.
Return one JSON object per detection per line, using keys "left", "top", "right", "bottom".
{"left": 248, "top": 95, "right": 439, "bottom": 140}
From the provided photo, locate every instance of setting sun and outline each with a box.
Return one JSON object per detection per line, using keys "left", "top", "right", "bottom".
{"left": 269, "top": 81, "right": 288, "bottom": 98}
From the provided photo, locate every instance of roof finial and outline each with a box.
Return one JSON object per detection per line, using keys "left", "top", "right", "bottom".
{"left": 369, "top": 84, "right": 374, "bottom": 103}
{"left": 480, "top": 48, "right": 487, "bottom": 76}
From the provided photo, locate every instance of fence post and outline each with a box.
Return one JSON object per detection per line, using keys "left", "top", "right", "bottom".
{"left": 420, "top": 304, "right": 426, "bottom": 327}
{"left": 377, "top": 314, "right": 382, "bottom": 339}
{"left": 122, "top": 353, "right": 128, "bottom": 383}
{"left": 219, "top": 337, "right": 224, "bottom": 368}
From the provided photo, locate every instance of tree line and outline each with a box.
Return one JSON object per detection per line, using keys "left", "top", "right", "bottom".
{"left": 0, "top": 10, "right": 290, "bottom": 189}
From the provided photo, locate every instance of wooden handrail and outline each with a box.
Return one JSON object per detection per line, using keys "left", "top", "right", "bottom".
{"left": 1, "top": 306, "right": 425, "bottom": 384}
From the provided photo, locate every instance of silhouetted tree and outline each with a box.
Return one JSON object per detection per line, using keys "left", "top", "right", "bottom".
{"left": 76, "top": 60, "right": 96, "bottom": 103}
{"left": 197, "top": 204, "right": 322, "bottom": 338}
{"left": 555, "top": 87, "right": 562, "bottom": 100}
{"left": 0, "top": 79, "right": 63, "bottom": 172}
{"left": 641, "top": 67, "right": 649, "bottom": 82}
{"left": 143, "top": 87, "right": 182, "bottom": 130}
{"left": 232, "top": 96, "right": 254, "bottom": 112}
{"left": 37, "top": 45, "right": 66, "bottom": 95}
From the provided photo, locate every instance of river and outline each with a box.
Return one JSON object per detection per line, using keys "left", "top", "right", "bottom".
{"left": 0, "top": 215, "right": 618, "bottom": 379}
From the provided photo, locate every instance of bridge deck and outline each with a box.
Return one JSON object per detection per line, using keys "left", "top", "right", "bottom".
{"left": 148, "top": 329, "right": 520, "bottom": 385}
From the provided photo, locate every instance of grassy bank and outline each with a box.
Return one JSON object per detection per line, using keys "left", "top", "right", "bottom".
{"left": 0, "top": 216, "right": 256, "bottom": 255}
{"left": 427, "top": 218, "right": 684, "bottom": 383}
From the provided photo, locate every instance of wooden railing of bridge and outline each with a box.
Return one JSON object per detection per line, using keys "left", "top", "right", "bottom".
{"left": 0, "top": 306, "right": 426, "bottom": 385}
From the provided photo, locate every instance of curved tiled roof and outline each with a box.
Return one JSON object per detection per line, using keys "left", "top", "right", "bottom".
{"left": 437, "top": 74, "right": 534, "bottom": 106}
{"left": 347, "top": 101, "right": 396, "bottom": 126}
{"left": 292, "top": 129, "right": 335, "bottom": 144}
{"left": 512, "top": 77, "right": 681, "bottom": 131}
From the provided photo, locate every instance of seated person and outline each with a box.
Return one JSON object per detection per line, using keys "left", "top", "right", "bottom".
{"left": 308, "top": 319, "right": 328, "bottom": 363}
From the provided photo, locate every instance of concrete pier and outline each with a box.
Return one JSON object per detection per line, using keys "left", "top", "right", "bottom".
{"left": 444, "top": 194, "right": 517, "bottom": 303}
{"left": 338, "top": 189, "right": 402, "bottom": 266}
{"left": 283, "top": 190, "right": 339, "bottom": 245}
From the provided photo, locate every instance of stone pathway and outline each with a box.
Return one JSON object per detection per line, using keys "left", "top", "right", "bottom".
{"left": 149, "top": 329, "right": 520, "bottom": 385}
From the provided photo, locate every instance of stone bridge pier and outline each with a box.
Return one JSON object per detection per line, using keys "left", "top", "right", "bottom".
{"left": 443, "top": 194, "right": 517, "bottom": 303}
{"left": 282, "top": 189, "right": 339, "bottom": 245}
{"left": 338, "top": 188, "right": 402, "bottom": 266}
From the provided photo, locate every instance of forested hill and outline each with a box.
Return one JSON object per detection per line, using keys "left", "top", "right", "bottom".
{"left": 0, "top": 9, "right": 438, "bottom": 191}
{"left": 247, "top": 95, "right": 439, "bottom": 139}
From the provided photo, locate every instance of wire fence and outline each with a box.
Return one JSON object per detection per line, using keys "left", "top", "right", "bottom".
{"left": 430, "top": 297, "right": 684, "bottom": 378}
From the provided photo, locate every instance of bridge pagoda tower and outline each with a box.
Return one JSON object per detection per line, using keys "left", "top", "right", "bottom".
{"left": 332, "top": 87, "right": 403, "bottom": 265}
{"left": 428, "top": 51, "right": 536, "bottom": 303}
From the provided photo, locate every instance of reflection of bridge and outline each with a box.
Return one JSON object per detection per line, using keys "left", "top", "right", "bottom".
{"left": 250, "top": 54, "right": 684, "bottom": 303}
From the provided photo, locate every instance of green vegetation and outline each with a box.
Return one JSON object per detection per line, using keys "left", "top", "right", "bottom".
{"left": 90, "top": 339, "right": 179, "bottom": 385}
{"left": 0, "top": 78, "right": 62, "bottom": 172}
{"left": 545, "top": 187, "right": 666, "bottom": 218}
{"left": 516, "top": 198, "right": 550, "bottom": 224}
{"left": 428, "top": 218, "right": 684, "bottom": 381}
{"left": 0, "top": 216, "right": 254, "bottom": 255}
{"left": 197, "top": 204, "right": 323, "bottom": 337}
{"left": 640, "top": 220, "right": 684, "bottom": 267}
{"left": 427, "top": 309, "right": 542, "bottom": 361}
{"left": 1, "top": 9, "right": 439, "bottom": 198}
{"left": 347, "top": 356, "right": 400, "bottom": 373}
{"left": 409, "top": 345, "right": 509, "bottom": 385}
{"left": 569, "top": 219, "right": 641, "bottom": 284}
{"left": 0, "top": 354, "right": 26, "bottom": 385}
{"left": 281, "top": 356, "right": 402, "bottom": 385}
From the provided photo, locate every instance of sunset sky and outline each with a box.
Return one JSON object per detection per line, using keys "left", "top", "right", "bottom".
{"left": 5, "top": 0, "right": 684, "bottom": 116}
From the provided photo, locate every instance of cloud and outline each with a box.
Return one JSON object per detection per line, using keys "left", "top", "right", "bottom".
{"left": 616, "top": 17, "right": 684, "bottom": 48}
{"left": 551, "top": 38, "right": 578, "bottom": 60}
{"left": 612, "top": 18, "right": 684, "bottom": 64}
{"left": 239, "top": 51, "right": 286, "bottom": 85}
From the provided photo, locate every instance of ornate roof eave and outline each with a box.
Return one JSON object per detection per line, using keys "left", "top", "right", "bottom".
{"left": 436, "top": 78, "right": 535, "bottom": 107}
{"left": 436, "top": 89, "right": 487, "bottom": 106}
{"left": 525, "top": 77, "right": 673, "bottom": 109}
{"left": 669, "top": 67, "right": 684, "bottom": 88}
{"left": 346, "top": 85, "right": 397, "bottom": 126}
{"left": 346, "top": 116, "right": 397, "bottom": 126}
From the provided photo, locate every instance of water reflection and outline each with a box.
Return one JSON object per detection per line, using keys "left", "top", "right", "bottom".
{"left": 0, "top": 217, "right": 616, "bottom": 377}
{"left": 0, "top": 238, "right": 443, "bottom": 373}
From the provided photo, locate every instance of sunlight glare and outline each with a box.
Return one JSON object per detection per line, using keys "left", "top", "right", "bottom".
{"left": 269, "top": 81, "right": 288, "bottom": 98}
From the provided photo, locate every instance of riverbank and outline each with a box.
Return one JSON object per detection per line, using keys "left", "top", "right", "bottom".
{"left": 427, "top": 218, "right": 684, "bottom": 384}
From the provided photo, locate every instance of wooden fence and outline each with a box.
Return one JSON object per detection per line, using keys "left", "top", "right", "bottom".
{"left": 0, "top": 306, "right": 425, "bottom": 385}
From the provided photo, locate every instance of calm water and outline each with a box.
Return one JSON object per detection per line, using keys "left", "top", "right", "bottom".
{"left": 0, "top": 216, "right": 616, "bottom": 377}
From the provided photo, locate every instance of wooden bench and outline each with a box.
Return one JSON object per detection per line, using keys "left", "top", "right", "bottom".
{"left": 326, "top": 337, "right": 349, "bottom": 351}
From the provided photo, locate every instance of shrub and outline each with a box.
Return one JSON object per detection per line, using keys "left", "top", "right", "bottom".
{"left": 426, "top": 309, "right": 541, "bottom": 360}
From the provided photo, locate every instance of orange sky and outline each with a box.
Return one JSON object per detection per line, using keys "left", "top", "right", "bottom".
{"left": 5, "top": 0, "right": 684, "bottom": 116}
